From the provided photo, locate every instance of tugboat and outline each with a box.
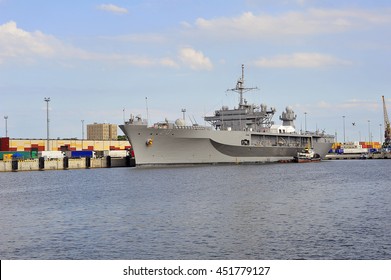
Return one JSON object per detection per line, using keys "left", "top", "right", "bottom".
{"left": 295, "top": 147, "right": 321, "bottom": 163}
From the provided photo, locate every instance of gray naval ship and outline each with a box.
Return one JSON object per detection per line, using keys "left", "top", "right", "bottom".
{"left": 120, "top": 65, "right": 334, "bottom": 166}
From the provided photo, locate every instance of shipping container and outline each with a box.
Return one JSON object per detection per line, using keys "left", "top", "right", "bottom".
{"left": 31, "top": 150, "right": 38, "bottom": 159}
{"left": 0, "top": 137, "right": 10, "bottom": 151}
{"left": 108, "top": 150, "right": 129, "bottom": 158}
{"left": 66, "top": 150, "right": 95, "bottom": 158}
{"left": 343, "top": 148, "right": 368, "bottom": 154}
{"left": 38, "top": 151, "right": 65, "bottom": 159}
{"left": 106, "top": 150, "right": 128, "bottom": 157}
{"left": 0, "top": 151, "right": 34, "bottom": 160}
{"left": 95, "top": 150, "right": 129, "bottom": 158}
{"left": 3, "top": 154, "right": 13, "bottom": 161}
{"left": 12, "top": 152, "right": 27, "bottom": 159}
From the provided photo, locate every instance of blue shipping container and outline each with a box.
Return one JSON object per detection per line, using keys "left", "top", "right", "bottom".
{"left": 70, "top": 151, "right": 94, "bottom": 158}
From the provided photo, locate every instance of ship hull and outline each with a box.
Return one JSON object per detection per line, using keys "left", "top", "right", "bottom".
{"left": 119, "top": 124, "right": 333, "bottom": 166}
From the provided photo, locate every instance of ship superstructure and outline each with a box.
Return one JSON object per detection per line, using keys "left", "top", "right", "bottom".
{"left": 120, "top": 65, "right": 334, "bottom": 166}
{"left": 204, "top": 65, "right": 276, "bottom": 132}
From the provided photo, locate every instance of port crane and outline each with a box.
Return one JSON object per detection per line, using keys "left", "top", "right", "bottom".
{"left": 382, "top": 95, "right": 391, "bottom": 150}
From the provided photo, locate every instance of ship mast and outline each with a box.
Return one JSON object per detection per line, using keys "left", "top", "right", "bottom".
{"left": 227, "top": 64, "right": 258, "bottom": 108}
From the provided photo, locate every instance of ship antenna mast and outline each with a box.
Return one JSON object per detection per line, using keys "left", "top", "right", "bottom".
{"left": 227, "top": 64, "right": 258, "bottom": 107}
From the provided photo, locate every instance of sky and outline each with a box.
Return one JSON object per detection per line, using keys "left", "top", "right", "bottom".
{"left": 1, "top": 0, "right": 391, "bottom": 143}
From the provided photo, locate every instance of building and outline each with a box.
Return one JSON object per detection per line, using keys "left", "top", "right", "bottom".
{"left": 87, "top": 123, "right": 117, "bottom": 140}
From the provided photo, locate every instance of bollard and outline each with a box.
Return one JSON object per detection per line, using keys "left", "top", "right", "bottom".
{"left": 11, "top": 159, "right": 18, "bottom": 171}
{"left": 86, "top": 156, "right": 91, "bottom": 168}
{"left": 39, "top": 157, "right": 45, "bottom": 170}
{"left": 126, "top": 156, "right": 136, "bottom": 167}
{"left": 106, "top": 156, "right": 111, "bottom": 168}
{"left": 63, "top": 157, "right": 69, "bottom": 169}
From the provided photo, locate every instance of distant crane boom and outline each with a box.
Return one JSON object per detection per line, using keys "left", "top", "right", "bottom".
{"left": 382, "top": 95, "right": 391, "bottom": 148}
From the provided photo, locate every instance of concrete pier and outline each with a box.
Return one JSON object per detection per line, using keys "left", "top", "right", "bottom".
{"left": 0, "top": 156, "right": 135, "bottom": 172}
{"left": 326, "top": 153, "right": 391, "bottom": 160}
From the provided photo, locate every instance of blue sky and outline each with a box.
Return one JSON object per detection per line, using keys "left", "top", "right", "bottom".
{"left": 1, "top": 0, "right": 391, "bottom": 142}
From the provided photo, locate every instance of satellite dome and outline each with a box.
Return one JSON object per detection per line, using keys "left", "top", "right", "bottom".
{"left": 175, "top": 118, "right": 186, "bottom": 126}
{"left": 286, "top": 106, "right": 293, "bottom": 112}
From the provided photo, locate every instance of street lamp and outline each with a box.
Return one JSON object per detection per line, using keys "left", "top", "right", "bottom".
{"left": 379, "top": 124, "right": 383, "bottom": 144}
{"left": 342, "top": 116, "right": 346, "bottom": 144}
{"left": 367, "top": 120, "right": 371, "bottom": 144}
{"left": 81, "top": 119, "right": 85, "bottom": 150}
{"left": 304, "top": 112, "right": 307, "bottom": 133}
{"left": 4, "top": 116, "right": 8, "bottom": 137}
{"left": 44, "top": 97, "right": 50, "bottom": 150}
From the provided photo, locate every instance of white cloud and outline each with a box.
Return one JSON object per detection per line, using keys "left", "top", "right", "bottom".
{"left": 97, "top": 4, "right": 128, "bottom": 15}
{"left": 188, "top": 8, "right": 391, "bottom": 39}
{"left": 0, "top": 21, "right": 96, "bottom": 63}
{"left": 0, "top": 21, "right": 55, "bottom": 60}
{"left": 159, "top": 57, "right": 179, "bottom": 68}
{"left": 254, "top": 53, "right": 352, "bottom": 68}
{"left": 0, "top": 21, "right": 177, "bottom": 68}
{"left": 178, "top": 47, "right": 213, "bottom": 70}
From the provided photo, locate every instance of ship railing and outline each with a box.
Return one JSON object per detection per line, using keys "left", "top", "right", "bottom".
{"left": 175, "top": 125, "right": 211, "bottom": 130}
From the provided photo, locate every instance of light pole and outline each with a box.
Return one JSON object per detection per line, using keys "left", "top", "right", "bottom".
{"left": 44, "top": 97, "right": 50, "bottom": 150}
{"left": 304, "top": 112, "right": 307, "bottom": 133}
{"left": 379, "top": 124, "right": 382, "bottom": 144}
{"left": 342, "top": 115, "right": 346, "bottom": 144}
{"left": 4, "top": 116, "right": 8, "bottom": 137}
{"left": 81, "top": 119, "right": 84, "bottom": 150}
{"left": 367, "top": 120, "right": 371, "bottom": 144}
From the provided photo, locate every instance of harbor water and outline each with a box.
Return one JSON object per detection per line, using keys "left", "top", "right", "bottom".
{"left": 1, "top": 160, "right": 390, "bottom": 259}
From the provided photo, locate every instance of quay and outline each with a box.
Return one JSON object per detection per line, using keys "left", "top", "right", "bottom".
{"left": 0, "top": 137, "right": 135, "bottom": 172}
{"left": 0, "top": 156, "right": 135, "bottom": 172}
{"left": 326, "top": 153, "right": 391, "bottom": 160}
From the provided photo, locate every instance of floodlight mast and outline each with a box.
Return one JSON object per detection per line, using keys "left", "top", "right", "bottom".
{"left": 44, "top": 97, "right": 50, "bottom": 150}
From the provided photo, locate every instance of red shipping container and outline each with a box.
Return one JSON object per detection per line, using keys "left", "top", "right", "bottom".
{"left": 0, "top": 137, "right": 10, "bottom": 151}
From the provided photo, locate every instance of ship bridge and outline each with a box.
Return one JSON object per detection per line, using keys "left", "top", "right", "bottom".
{"left": 204, "top": 64, "right": 277, "bottom": 131}
{"left": 204, "top": 103, "right": 276, "bottom": 131}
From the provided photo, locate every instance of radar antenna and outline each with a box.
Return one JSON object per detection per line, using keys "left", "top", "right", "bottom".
{"left": 227, "top": 64, "right": 258, "bottom": 107}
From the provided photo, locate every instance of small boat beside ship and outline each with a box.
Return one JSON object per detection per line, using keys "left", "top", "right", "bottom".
{"left": 120, "top": 65, "right": 334, "bottom": 166}
{"left": 294, "top": 147, "right": 321, "bottom": 163}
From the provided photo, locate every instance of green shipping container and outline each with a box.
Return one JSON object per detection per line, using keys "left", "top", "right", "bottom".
{"left": 0, "top": 151, "right": 34, "bottom": 160}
